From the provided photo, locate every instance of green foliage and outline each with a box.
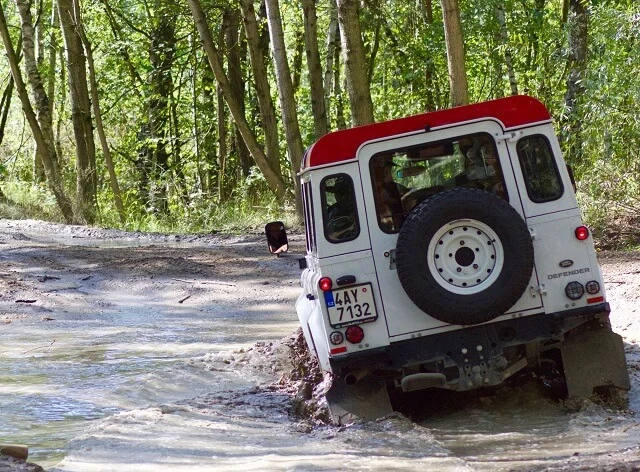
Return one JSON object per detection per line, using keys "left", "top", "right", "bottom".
{"left": 0, "top": 182, "right": 64, "bottom": 222}
{"left": 0, "top": 0, "right": 636, "bottom": 246}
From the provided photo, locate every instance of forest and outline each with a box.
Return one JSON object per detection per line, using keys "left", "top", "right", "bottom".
{"left": 0, "top": 0, "right": 637, "bottom": 246}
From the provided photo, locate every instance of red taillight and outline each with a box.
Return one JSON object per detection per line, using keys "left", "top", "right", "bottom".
{"left": 575, "top": 226, "right": 589, "bottom": 241}
{"left": 319, "top": 277, "right": 333, "bottom": 292}
{"left": 345, "top": 325, "right": 364, "bottom": 344}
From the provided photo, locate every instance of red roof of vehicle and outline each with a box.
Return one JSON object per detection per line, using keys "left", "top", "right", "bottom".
{"left": 302, "top": 95, "right": 551, "bottom": 170}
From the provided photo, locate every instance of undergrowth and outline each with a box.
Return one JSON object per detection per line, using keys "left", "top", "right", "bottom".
{"left": 0, "top": 180, "right": 300, "bottom": 235}
{"left": 0, "top": 177, "right": 637, "bottom": 250}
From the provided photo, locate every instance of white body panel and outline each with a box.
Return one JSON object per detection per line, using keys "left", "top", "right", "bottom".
{"left": 295, "top": 109, "right": 606, "bottom": 372}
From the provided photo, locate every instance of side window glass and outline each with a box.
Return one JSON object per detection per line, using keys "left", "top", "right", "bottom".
{"left": 517, "top": 135, "right": 563, "bottom": 202}
{"left": 321, "top": 174, "right": 359, "bottom": 243}
{"left": 302, "top": 181, "right": 315, "bottom": 253}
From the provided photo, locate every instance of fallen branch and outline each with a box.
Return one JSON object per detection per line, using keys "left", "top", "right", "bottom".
{"left": 178, "top": 294, "right": 191, "bottom": 304}
{"left": 15, "top": 299, "right": 36, "bottom": 303}
{"left": 37, "top": 275, "right": 61, "bottom": 282}
{"left": 22, "top": 340, "right": 55, "bottom": 354}
{"left": 172, "top": 278, "right": 235, "bottom": 286}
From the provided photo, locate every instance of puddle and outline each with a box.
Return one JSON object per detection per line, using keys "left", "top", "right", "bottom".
{"left": 0, "top": 223, "right": 639, "bottom": 470}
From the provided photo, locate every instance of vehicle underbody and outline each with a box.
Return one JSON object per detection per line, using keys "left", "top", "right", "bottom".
{"left": 325, "top": 304, "right": 630, "bottom": 424}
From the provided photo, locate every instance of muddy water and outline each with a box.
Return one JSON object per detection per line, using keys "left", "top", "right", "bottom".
{"left": 1, "top": 303, "right": 299, "bottom": 469}
{"left": 1, "top": 230, "right": 639, "bottom": 470}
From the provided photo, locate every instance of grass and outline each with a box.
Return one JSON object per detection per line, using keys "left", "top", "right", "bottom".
{"left": 0, "top": 179, "right": 637, "bottom": 250}
{"left": 0, "top": 180, "right": 301, "bottom": 235}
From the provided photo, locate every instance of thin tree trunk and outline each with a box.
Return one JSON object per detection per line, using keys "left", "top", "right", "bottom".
{"left": 43, "top": 5, "right": 58, "bottom": 182}
{"left": 334, "top": 43, "right": 346, "bottom": 130}
{"left": 238, "top": 0, "right": 284, "bottom": 182}
{"left": 0, "top": 36, "right": 20, "bottom": 146}
{"left": 58, "top": 0, "right": 97, "bottom": 224}
{"left": 0, "top": 75, "right": 15, "bottom": 146}
{"left": 421, "top": 0, "right": 433, "bottom": 23}
{"left": 291, "top": 28, "right": 304, "bottom": 93}
{"left": 335, "top": 0, "right": 375, "bottom": 125}
{"left": 225, "top": 7, "right": 251, "bottom": 178}
{"left": 216, "top": 79, "right": 227, "bottom": 203}
{"left": 191, "top": 33, "right": 204, "bottom": 194}
{"left": 188, "top": 0, "right": 287, "bottom": 202}
{"left": 302, "top": 0, "right": 328, "bottom": 139}
{"left": 100, "top": 0, "right": 144, "bottom": 97}
{"left": 34, "top": 0, "right": 46, "bottom": 181}
{"left": 55, "top": 46, "right": 65, "bottom": 168}
{"left": 323, "top": 0, "right": 339, "bottom": 129}
{"left": 420, "top": 0, "right": 438, "bottom": 111}
{"left": 76, "top": 1, "right": 126, "bottom": 224}
{"left": 146, "top": 0, "right": 175, "bottom": 214}
{"left": 1, "top": 1, "right": 73, "bottom": 222}
{"left": 264, "top": 0, "right": 305, "bottom": 217}
{"left": 495, "top": 3, "right": 518, "bottom": 96}
{"left": 440, "top": 0, "right": 469, "bottom": 106}
{"left": 563, "top": 0, "right": 589, "bottom": 165}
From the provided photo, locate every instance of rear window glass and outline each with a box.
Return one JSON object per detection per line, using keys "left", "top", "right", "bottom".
{"left": 370, "top": 133, "right": 507, "bottom": 233}
{"left": 516, "top": 135, "right": 563, "bottom": 202}
{"left": 321, "top": 174, "right": 359, "bottom": 243}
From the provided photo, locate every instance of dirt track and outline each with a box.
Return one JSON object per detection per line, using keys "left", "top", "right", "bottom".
{"left": 1, "top": 219, "right": 640, "bottom": 471}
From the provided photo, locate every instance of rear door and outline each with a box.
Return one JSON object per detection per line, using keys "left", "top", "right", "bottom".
{"left": 358, "top": 121, "right": 543, "bottom": 340}
{"left": 504, "top": 126, "right": 604, "bottom": 313}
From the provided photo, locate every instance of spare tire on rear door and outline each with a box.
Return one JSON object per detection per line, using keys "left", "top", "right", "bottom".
{"left": 396, "top": 188, "right": 534, "bottom": 326}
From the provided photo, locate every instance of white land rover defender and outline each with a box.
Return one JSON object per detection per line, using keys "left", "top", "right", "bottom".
{"left": 266, "top": 95, "right": 630, "bottom": 424}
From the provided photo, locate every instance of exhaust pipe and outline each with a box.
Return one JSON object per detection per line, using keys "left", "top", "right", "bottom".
{"left": 344, "top": 369, "right": 368, "bottom": 386}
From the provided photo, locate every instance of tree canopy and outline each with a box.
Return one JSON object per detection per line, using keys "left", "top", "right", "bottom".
{"left": 0, "top": 0, "right": 637, "bottom": 242}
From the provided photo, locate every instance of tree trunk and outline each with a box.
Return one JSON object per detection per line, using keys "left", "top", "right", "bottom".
{"left": 264, "top": 0, "right": 305, "bottom": 217}
{"left": 225, "top": 7, "right": 251, "bottom": 179}
{"left": 323, "top": 0, "right": 339, "bottom": 129}
{"left": 563, "top": 0, "right": 589, "bottom": 165}
{"left": 302, "top": 0, "right": 328, "bottom": 139}
{"left": 335, "top": 0, "right": 375, "bottom": 125}
{"left": 440, "top": 0, "right": 469, "bottom": 106}
{"left": 146, "top": 0, "right": 175, "bottom": 214}
{"left": 291, "top": 28, "right": 304, "bottom": 93}
{"left": 75, "top": 0, "right": 126, "bottom": 224}
{"left": 58, "top": 0, "right": 97, "bottom": 224}
{"left": 33, "top": 0, "right": 46, "bottom": 182}
{"left": 238, "top": 0, "right": 284, "bottom": 183}
{"left": 495, "top": 3, "right": 518, "bottom": 96}
{"left": 334, "top": 43, "right": 347, "bottom": 130}
{"left": 1, "top": 1, "right": 74, "bottom": 222}
{"left": 187, "top": 0, "right": 287, "bottom": 202}
{"left": 0, "top": 36, "right": 20, "bottom": 146}
{"left": 420, "top": 0, "right": 439, "bottom": 111}
{"left": 216, "top": 78, "right": 227, "bottom": 203}
{"left": 421, "top": 0, "right": 433, "bottom": 23}
{"left": 0, "top": 76, "right": 14, "bottom": 147}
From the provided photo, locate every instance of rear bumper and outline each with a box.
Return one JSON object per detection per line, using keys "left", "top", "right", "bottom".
{"left": 329, "top": 303, "right": 611, "bottom": 374}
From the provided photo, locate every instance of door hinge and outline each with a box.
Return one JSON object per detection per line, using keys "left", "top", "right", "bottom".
{"left": 530, "top": 284, "right": 547, "bottom": 297}
{"left": 494, "top": 131, "right": 523, "bottom": 143}
{"left": 528, "top": 227, "right": 536, "bottom": 241}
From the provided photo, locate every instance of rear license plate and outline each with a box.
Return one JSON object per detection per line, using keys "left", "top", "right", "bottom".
{"left": 324, "top": 283, "right": 377, "bottom": 328}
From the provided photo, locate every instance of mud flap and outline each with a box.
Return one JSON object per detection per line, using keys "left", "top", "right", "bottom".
{"left": 561, "top": 326, "right": 630, "bottom": 399}
{"left": 325, "top": 374, "right": 393, "bottom": 425}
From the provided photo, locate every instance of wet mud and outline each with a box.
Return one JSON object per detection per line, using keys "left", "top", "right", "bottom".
{"left": 0, "top": 219, "right": 640, "bottom": 470}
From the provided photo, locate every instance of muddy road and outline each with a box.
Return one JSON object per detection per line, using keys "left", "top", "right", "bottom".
{"left": 1, "top": 219, "right": 640, "bottom": 471}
